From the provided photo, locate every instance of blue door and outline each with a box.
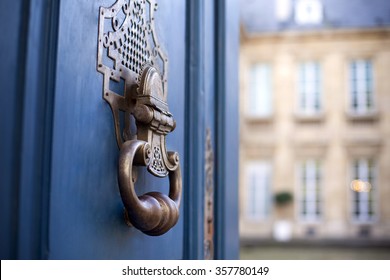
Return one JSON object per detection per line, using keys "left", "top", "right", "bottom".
{"left": 0, "top": 0, "right": 239, "bottom": 259}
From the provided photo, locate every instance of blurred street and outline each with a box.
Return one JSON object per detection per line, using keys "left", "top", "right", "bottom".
{"left": 241, "top": 244, "right": 390, "bottom": 260}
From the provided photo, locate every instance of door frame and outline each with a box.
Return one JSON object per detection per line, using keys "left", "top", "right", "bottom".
{"left": 184, "top": 0, "right": 239, "bottom": 260}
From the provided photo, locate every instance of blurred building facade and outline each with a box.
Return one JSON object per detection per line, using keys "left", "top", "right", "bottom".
{"left": 239, "top": 0, "right": 390, "bottom": 241}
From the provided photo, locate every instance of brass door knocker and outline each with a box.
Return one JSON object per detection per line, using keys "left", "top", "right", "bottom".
{"left": 97, "top": 0, "right": 181, "bottom": 236}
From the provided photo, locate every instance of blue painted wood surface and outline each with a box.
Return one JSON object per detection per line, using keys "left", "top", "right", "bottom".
{"left": 48, "top": 0, "right": 185, "bottom": 259}
{"left": 0, "top": 0, "right": 60, "bottom": 259}
{"left": 0, "top": 0, "right": 26, "bottom": 260}
{"left": 183, "top": 0, "right": 206, "bottom": 260}
{"left": 215, "top": 0, "right": 240, "bottom": 259}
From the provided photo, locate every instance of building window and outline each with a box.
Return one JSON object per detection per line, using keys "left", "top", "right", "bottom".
{"left": 248, "top": 64, "right": 272, "bottom": 117}
{"left": 245, "top": 161, "right": 272, "bottom": 221}
{"left": 298, "top": 61, "right": 321, "bottom": 114}
{"left": 294, "top": 0, "right": 323, "bottom": 25}
{"left": 349, "top": 60, "right": 374, "bottom": 114}
{"left": 351, "top": 159, "right": 377, "bottom": 223}
{"left": 298, "top": 160, "right": 322, "bottom": 222}
{"left": 276, "top": 0, "right": 292, "bottom": 22}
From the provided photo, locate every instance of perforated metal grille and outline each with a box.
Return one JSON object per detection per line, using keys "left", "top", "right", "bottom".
{"left": 118, "top": 19, "right": 149, "bottom": 74}
{"left": 98, "top": 0, "right": 167, "bottom": 96}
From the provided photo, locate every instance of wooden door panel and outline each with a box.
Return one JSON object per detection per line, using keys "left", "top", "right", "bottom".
{"left": 49, "top": 0, "right": 185, "bottom": 259}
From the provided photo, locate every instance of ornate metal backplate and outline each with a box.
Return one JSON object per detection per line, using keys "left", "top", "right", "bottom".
{"left": 204, "top": 128, "right": 215, "bottom": 259}
{"left": 97, "top": 0, "right": 168, "bottom": 149}
{"left": 97, "top": 0, "right": 182, "bottom": 236}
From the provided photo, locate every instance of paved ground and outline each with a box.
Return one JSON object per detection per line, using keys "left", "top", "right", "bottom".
{"left": 240, "top": 245, "right": 390, "bottom": 260}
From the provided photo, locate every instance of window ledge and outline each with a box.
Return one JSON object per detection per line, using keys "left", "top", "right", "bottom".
{"left": 346, "top": 111, "right": 380, "bottom": 121}
{"left": 243, "top": 218, "right": 271, "bottom": 224}
{"left": 294, "top": 112, "right": 325, "bottom": 122}
{"left": 244, "top": 115, "right": 274, "bottom": 123}
{"left": 350, "top": 219, "right": 378, "bottom": 225}
{"left": 297, "top": 219, "right": 323, "bottom": 225}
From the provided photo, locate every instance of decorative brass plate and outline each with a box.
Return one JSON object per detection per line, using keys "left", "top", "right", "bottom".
{"left": 97, "top": 0, "right": 181, "bottom": 236}
{"left": 97, "top": 0, "right": 168, "bottom": 148}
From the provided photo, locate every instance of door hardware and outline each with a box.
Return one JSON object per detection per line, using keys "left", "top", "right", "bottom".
{"left": 204, "top": 128, "right": 214, "bottom": 259}
{"left": 97, "top": 0, "right": 181, "bottom": 236}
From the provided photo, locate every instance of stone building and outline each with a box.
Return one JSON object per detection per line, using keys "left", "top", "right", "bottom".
{"left": 239, "top": 0, "right": 390, "bottom": 241}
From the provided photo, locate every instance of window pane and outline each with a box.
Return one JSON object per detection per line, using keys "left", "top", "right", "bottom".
{"left": 246, "top": 162, "right": 272, "bottom": 220}
{"left": 351, "top": 159, "right": 377, "bottom": 222}
{"left": 299, "top": 159, "right": 321, "bottom": 221}
{"left": 248, "top": 64, "right": 272, "bottom": 117}
{"left": 349, "top": 60, "right": 374, "bottom": 113}
{"left": 295, "top": 0, "right": 323, "bottom": 24}
{"left": 298, "top": 62, "right": 321, "bottom": 114}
